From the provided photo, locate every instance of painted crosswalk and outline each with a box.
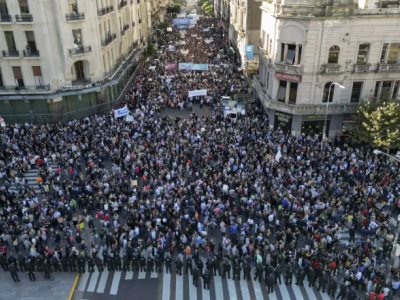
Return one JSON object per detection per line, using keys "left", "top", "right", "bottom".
{"left": 77, "top": 269, "right": 333, "bottom": 300}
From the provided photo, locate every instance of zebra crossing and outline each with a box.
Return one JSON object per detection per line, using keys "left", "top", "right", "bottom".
{"left": 76, "top": 269, "right": 333, "bottom": 300}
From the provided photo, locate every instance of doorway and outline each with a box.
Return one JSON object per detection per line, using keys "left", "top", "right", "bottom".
{"left": 74, "top": 61, "right": 85, "bottom": 81}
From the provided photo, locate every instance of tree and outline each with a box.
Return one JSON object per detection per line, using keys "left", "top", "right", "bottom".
{"left": 167, "top": 4, "right": 181, "bottom": 15}
{"left": 351, "top": 100, "right": 400, "bottom": 151}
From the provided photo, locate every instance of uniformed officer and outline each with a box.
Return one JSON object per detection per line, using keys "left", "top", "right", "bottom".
{"left": 43, "top": 259, "right": 51, "bottom": 279}
{"left": 156, "top": 255, "right": 163, "bottom": 273}
{"left": 211, "top": 256, "right": 219, "bottom": 276}
{"left": 132, "top": 252, "right": 139, "bottom": 272}
{"left": 95, "top": 256, "right": 104, "bottom": 272}
{"left": 114, "top": 253, "right": 122, "bottom": 271}
{"left": 254, "top": 263, "right": 263, "bottom": 282}
{"left": 17, "top": 254, "right": 26, "bottom": 272}
{"left": 296, "top": 267, "right": 305, "bottom": 285}
{"left": 165, "top": 252, "right": 172, "bottom": 273}
{"left": 285, "top": 263, "right": 293, "bottom": 284}
{"left": 203, "top": 269, "right": 211, "bottom": 289}
{"left": 139, "top": 254, "right": 146, "bottom": 272}
{"left": 193, "top": 264, "right": 200, "bottom": 287}
{"left": 61, "top": 256, "right": 69, "bottom": 272}
{"left": 184, "top": 255, "right": 193, "bottom": 275}
{"left": 233, "top": 261, "right": 241, "bottom": 280}
{"left": 317, "top": 271, "right": 327, "bottom": 293}
{"left": 26, "top": 258, "right": 36, "bottom": 281}
{"left": 308, "top": 268, "right": 316, "bottom": 287}
{"left": 176, "top": 256, "right": 183, "bottom": 275}
{"left": 78, "top": 254, "right": 86, "bottom": 273}
{"left": 243, "top": 262, "right": 251, "bottom": 281}
{"left": 147, "top": 256, "right": 154, "bottom": 272}
{"left": 222, "top": 257, "right": 231, "bottom": 279}
{"left": 68, "top": 255, "right": 77, "bottom": 272}
{"left": 122, "top": 254, "right": 130, "bottom": 272}
{"left": 88, "top": 257, "right": 95, "bottom": 272}
{"left": 327, "top": 275, "right": 338, "bottom": 297}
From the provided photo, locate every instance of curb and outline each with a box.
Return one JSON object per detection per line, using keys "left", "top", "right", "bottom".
{"left": 68, "top": 273, "right": 80, "bottom": 300}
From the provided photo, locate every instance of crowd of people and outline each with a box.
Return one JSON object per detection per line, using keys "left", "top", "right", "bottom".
{"left": 0, "top": 11, "right": 400, "bottom": 300}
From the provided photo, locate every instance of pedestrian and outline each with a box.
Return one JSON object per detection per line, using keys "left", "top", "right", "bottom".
{"left": 266, "top": 273, "right": 275, "bottom": 294}
{"left": 203, "top": 269, "right": 211, "bottom": 289}
{"left": 26, "top": 258, "right": 36, "bottom": 281}
{"left": 9, "top": 262, "right": 20, "bottom": 282}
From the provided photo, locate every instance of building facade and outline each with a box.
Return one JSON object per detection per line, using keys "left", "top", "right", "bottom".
{"left": 228, "top": 0, "right": 261, "bottom": 74}
{"left": 254, "top": 0, "right": 400, "bottom": 137}
{"left": 0, "top": 0, "right": 169, "bottom": 122}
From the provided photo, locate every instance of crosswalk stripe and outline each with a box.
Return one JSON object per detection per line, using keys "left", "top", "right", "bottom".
{"left": 125, "top": 271, "right": 134, "bottom": 280}
{"left": 269, "top": 289, "right": 278, "bottom": 300}
{"left": 110, "top": 271, "right": 121, "bottom": 295}
{"left": 162, "top": 271, "right": 171, "bottom": 300}
{"left": 252, "top": 279, "right": 263, "bottom": 300}
{"left": 176, "top": 272, "right": 184, "bottom": 300}
{"left": 303, "top": 282, "right": 319, "bottom": 300}
{"left": 321, "top": 291, "right": 331, "bottom": 300}
{"left": 138, "top": 271, "right": 146, "bottom": 279}
{"left": 227, "top": 278, "right": 237, "bottom": 300}
{"left": 239, "top": 279, "right": 251, "bottom": 300}
{"left": 278, "top": 282, "right": 291, "bottom": 300}
{"left": 188, "top": 274, "right": 197, "bottom": 299}
{"left": 78, "top": 272, "right": 90, "bottom": 291}
{"left": 96, "top": 270, "right": 109, "bottom": 293}
{"left": 290, "top": 283, "right": 305, "bottom": 300}
{"left": 214, "top": 275, "right": 224, "bottom": 300}
{"left": 202, "top": 284, "right": 211, "bottom": 300}
{"left": 87, "top": 271, "right": 99, "bottom": 292}
{"left": 151, "top": 271, "right": 158, "bottom": 279}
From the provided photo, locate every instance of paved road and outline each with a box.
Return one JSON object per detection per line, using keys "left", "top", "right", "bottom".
{"left": 74, "top": 269, "right": 334, "bottom": 300}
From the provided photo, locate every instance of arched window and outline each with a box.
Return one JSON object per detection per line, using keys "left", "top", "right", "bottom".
{"left": 328, "top": 45, "right": 340, "bottom": 64}
{"left": 322, "top": 82, "right": 334, "bottom": 103}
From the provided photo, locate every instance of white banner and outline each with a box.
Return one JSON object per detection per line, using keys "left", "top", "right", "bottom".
{"left": 188, "top": 89, "right": 207, "bottom": 97}
{"left": 113, "top": 105, "right": 129, "bottom": 118}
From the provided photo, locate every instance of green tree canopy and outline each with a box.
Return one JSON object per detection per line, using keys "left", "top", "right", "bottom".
{"left": 351, "top": 100, "right": 400, "bottom": 150}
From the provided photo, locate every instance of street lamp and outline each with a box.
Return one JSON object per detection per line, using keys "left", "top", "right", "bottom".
{"left": 373, "top": 149, "right": 400, "bottom": 163}
{"left": 323, "top": 82, "right": 345, "bottom": 140}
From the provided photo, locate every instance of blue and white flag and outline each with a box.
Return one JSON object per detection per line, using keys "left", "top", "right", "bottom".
{"left": 113, "top": 105, "right": 129, "bottom": 118}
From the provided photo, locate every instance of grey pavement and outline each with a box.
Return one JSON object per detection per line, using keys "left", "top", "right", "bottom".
{"left": 0, "top": 270, "right": 76, "bottom": 300}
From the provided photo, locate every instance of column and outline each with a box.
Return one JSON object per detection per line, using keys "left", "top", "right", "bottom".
{"left": 283, "top": 44, "right": 288, "bottom": 62}
{"left": 285, "top": 81, "right": 290, "bottom": 103}
{"left": 295, "top": 44, "right": 300, "bottom": 64}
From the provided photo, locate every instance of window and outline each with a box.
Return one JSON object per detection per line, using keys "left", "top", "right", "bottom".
{"left": 289, "top": 82, "right": 298, "bottom": 104}
{"left": 0, "top": 68, "right": 3, "bottom": 87}
{"left": 277, "top": 81, "right": 287, "bottom": 102}
{"left": 328, "top": 46, "right": 340, "bottom": 64}
{"left": 387, "top": 43, "right": 400, "bottom": 64}
{"left": 25, "top": 31, "right": 37, "bottom": 53}
{"left": 32, "top": 66, "right": 43, "bottom": 87}
{"left": 350, "top": 82, "right": 363, "bottom": 103}
{"left": 374, "top": 81, "right": 400, "bottom": 100}
{"left": 18, "top": 0, "right": 29, "bottom": 14}
{"left": 0, "top": 0, "right": 9, "bottom": 16}
{"left": 357, "top": 43, "right": 370, "bottom": 64}
{"left": 12, "top": 66, "right": 24, "bottom": 87}
{"left": 4, "top": 31, "right": 17, "bottom": 51}
{"left": 68, "top": 0, "right": 78, "bottom": 14}
{"left": 72, "top": 29, "right": 82, "bottom": 46}
{"left": 380, "top": 43, "right": 388, "bottom": 63}
{"left": 280, "top": 43, "right": 302, "bottom": 65}
{"left": 322, "top": 82, "right": 334, "bottom": 103}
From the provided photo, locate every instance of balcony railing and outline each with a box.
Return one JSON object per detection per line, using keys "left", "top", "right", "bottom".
{"left": 69, "top": 46, "right": 92, "bottom": 55}
{"left": 2, "top": 50, "right": 20, "bottom": 57}
{"left": 102, "top": 33, "right": 116, "bottom": 47}
{"left": 353, "top": 64, "right": 370, "bottom": 73}
{"left": 121, "top": 24, "right": 129, "bottom": 35}
{"left": 66, "top": 12, "right": 85, "bottom": 21}
{"left": 0, "top": 84, "right": 50, "bottom": 91}
{"left": 23, "top": 49, "right": 40, "bottom": 57}
{"left": 97, "top": 6, "right": 114, "bottom": 16}
{"left": 377, "top": 63, "right": 400, "bottom": 72}
{"left": 118, "top": 0, "right": 128, "bottom": 9}
{"left": 275, "top": 62, "right": 303, "bottom": 75}
{"left": 253, "top": 77, "right": 358, "bottom": 115}
{"left": 15, "top": 14, "right": 33, "bottom": 22}
{"left": 321, "top": 64, "right": 341, "bottom": 74}
{"left": 0, "top": 14, "right": 12, "bottom": 22}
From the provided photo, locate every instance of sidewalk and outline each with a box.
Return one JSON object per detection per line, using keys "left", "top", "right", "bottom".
{"left": 0, "top": 270, "right": 76, "bottom": 300}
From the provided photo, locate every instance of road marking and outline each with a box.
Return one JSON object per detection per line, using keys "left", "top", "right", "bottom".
{"left": 278, "top": 282, "right": 291, "bottom": 300}
{"left": 239, "top": 279, "right": 251, "bottom": 300}
{"left": 138, "top": 271, "right": 146, "bottom": 279}
{"left": 67, "top": 274, "right": 80, "bottom": 300}
{"left": 291, "top": 283, "right": 305, "bottom": 300}
{"left": 214, "top": 276, "right": 224, "bottom": 300}
{"left": 96, "top": 270, "right": 109, "bottom": 293}
{"left": 188, "top": 274, "right": 197, "bottom": 299}
{"left": 125, "top": 271, "right": 134, "bottom": 280}
{"left": 110, "top": 271, "right": 122, "bottom": 295}
{"left": 87, "top": 271, "right": 99, "bottom": 292}
{"left": 269, "top": 290, "right": 278, "bottom": 300}
{"left": 151, "top": 272, "right": 158, "bottom": 279}
{"left": 77, "top": 272, "right": 90, "bottom": 291}
{"left": 162, "top": 271, "right": 171, "bottom": 300}
{"left": 226, "top": 278, "right": 238, "bottom": 300}
{"left": 303, "top": 282, "right": 318, "bottom": 300}
{"left": 252, "top": 279, "right": 264, "bottom": 300}
{"left": 176, "top": 273, "right": 184, "bottom": 300}
{"left": 321, "top": 292, "right": 331, "bottom": 300}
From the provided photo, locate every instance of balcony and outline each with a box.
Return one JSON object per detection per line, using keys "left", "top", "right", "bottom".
{"left": 320, "top": 64, "right": 341, "bottom": 74}
{"left": 275, "top": 62, "right": 303, "bottom": 75}
{"left": 23, "top": 49, "right": 40, "bottom": 57}
{"left": 253, "top": 77, "right": 358, "bottom": 115}
{"left": 102, "top": 33, "right": 116, "bottom": 47}
{"left": 2, "top": 50, "right": 20, "bottom": 57}
{"left": 97, "top": 6, "right": 114, "bottom": 16}
{"left": 121, "top": 24, "right": 129, "bottom": 35}
{"left": 69, "top": 46, "right": 92, "bottom": 56}
{"left": 118, "top": 0, "right": 128, "bottom": 9}
{"left": 0, "top": 14, "right": 12, "bottom": 23}
{"left": 15, "top": 14, "right": 33, "bottom": 22}
{"left": 353, "top": 64, "right": 370, "bottom": 73}
{"left": 377, "top": 63, "right": 400, "bottom": 72}
{"left": 0, "top": 84, "right": 50, "bottom": 92}
{"left": 66, "top": 12, "right": 85, "bottom": 21}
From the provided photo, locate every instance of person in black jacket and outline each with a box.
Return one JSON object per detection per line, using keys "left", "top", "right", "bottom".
{"left": 9, "top": 262, "right": 20, "bottom": 282}
{"left": 203, "top": 269, "right": 211, "bottom": 289}
{"left": 266, "top": 273, "right": 275, "bottom": 293}
{"left": 26, "top": 258, "right": 36, "bottom": 281}
{"left": 222, "top": 257, "right": 231, "bottom": 279}
{"left": 176, "top": 256, "right": 183, "bottom": 275}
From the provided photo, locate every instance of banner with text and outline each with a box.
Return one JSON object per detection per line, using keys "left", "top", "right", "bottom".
{"left": 113, "top": 105, "right": 129, "bottom": 118}
{"left": 178, "top": 63, "right": 209, "bottom": 71}
{"left": 188, "top": 89, "right": 207, "bottom": 97}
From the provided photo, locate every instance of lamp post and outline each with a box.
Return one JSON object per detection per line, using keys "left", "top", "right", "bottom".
{"left": 373, "top": 149, "right": 400, "bottom": 163}
{"left": 323, "top": 82, "right": 345, "bottom": 140}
